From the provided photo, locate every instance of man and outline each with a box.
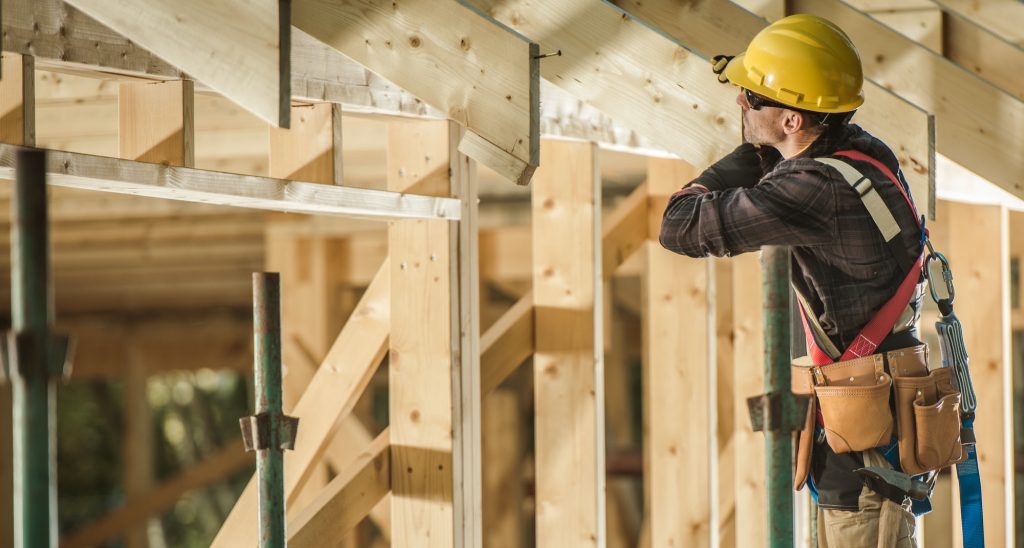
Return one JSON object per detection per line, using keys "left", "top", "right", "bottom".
{"left": 659, "top": 14, "right": 926, "bottom": 547}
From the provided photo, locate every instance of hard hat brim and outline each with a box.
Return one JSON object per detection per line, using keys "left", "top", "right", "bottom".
{"left": 722, "top": 53, "right": 864, "bottom": 114}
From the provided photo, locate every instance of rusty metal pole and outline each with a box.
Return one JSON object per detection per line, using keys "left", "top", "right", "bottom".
{"left": 762, "top": 246, "right": 795, "bottom": 546}
{"left": 8, "top": 148, "right": 70, "bottom": 548}
{"left": 241, "top": 273, "right": 297, "bottom": 548}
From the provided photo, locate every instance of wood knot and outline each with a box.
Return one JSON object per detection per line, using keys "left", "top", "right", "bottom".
{"left": 409, "top": 35, "right": 421, "bottom": 48}
{"left": 460, "top": 37, "right": 471, "bottom": 51}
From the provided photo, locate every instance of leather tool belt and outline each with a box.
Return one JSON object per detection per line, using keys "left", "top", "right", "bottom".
{"left": 792, "top": 344, "right": 968, "bottom": 490}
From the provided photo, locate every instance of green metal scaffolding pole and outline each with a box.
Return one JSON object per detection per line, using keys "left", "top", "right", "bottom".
{"left": 761, "top": 245, "right": 801, "bottom": 547}
{"left": 242, "top": 272, "right": 297, "bottom": 548}
{"left": 9, "top": 148, "right": 69, "bottom": 548}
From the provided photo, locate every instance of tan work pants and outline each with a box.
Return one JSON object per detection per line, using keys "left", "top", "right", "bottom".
{"left": 816, "top": 450, "right": 917, "bottom": 548}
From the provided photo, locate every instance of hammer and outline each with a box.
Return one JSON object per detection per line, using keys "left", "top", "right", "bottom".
{"left": 854, "top": 467, "right": 931, "bottom": 502}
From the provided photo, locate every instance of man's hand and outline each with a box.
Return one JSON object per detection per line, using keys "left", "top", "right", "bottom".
{"left": 690, "top": 143, "right": 764, "bottom": 191}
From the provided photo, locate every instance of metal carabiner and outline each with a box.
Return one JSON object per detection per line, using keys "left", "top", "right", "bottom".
{"left": 923, "top": 235, "right": 955, "bottom": 305}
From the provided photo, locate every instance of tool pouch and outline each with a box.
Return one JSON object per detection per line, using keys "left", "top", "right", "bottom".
{"left": 791, "top": 360, "right": 817, "bottom": 490}
{"left": 790, "top": 354, "right": 893, "bottom": 488}
{"left": 891, "top": 349, "right": 965, "bottom": 475}
{"left": 812, "top": 354, "right": 894, "bottom": 454}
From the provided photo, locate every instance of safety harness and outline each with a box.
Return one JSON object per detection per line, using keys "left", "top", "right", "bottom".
{"left": 796, "top": 150, "right": 985, "bottom": 547}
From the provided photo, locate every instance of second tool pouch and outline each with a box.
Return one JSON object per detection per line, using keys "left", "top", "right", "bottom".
{"left": 810, "top": 354, "right": 894, "bottom": 454}
{"left": 892, "top": 366, "right": 965, "bottom": 475}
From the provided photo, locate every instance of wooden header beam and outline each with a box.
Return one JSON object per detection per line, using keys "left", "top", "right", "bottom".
{"left": 295, "top": 0, "right": 539, "bottom": 185}
{"left": 64, "top": 0, "right": 290, "bottom": 127}
{"left": 0, "top": 146, "right": 461, "bottom": 222}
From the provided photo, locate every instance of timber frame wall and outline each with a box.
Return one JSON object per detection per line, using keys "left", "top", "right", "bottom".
{"left": 0, "top": 0, "right": 1022, "bottom": 547}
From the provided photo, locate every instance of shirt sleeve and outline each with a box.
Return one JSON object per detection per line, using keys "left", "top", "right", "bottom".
{"left": 659, "top": 167, "right": 839, "bottom": 258}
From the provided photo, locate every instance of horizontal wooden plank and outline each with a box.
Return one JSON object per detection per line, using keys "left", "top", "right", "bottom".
{"left": 0, "top": 145, "right": 461, "bottom": 221}
{"left": 288, "top": 429, "right": 390, "bottom": 548}
{"left": 57, "top": 311, "right": 252, "bottom": 377}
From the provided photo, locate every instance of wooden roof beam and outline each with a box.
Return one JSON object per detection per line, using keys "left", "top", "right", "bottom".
{"left": 607, "top": 0, "right": 937, "bottom": 218}
{"left": 931, "top": 0, "right": 1024, "bottom": 47}
{"left": 464, "top": 0, "right": 740, "bottom": 171}
{"left": 0, "top": 145, "right": 461, "bottom": 221}
{"left": 933, "top": 4, "right": 1024, "bottom": 101}
{"left": 5, "top": 1, "right": 668, "bottom": 158}
{"left": 63, "top": 0, "right": 290, "bottom": 128}
{"left": 791, "top": 0, "right": 1024, "bottom": 202}
{"left": 293, "top": 0, "right": 539, "bottom": 185}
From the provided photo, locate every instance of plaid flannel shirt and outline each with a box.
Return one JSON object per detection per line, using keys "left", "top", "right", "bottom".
{"left": 659, "top": 124, "right": 923, "bottom": 352}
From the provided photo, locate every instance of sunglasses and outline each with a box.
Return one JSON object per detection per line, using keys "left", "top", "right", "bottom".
{"left": 743, "top": 88, "right": 788, "bottom": 111}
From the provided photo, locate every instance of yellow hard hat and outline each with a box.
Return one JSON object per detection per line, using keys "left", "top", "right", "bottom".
{"left": 723, "top": 14, "right": 864, "bottom": 113}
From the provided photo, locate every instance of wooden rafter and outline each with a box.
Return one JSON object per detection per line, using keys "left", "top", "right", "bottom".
{"left": 790, "top": 0, "right": 1024, "bottom": 201}
{"left": 0, "top": 146, "right": 461, "bottom": 221}
{"left": 63, "top": 0, "right": 290, "bottom": 127}
{"left": 295, "top": 0, "right": 539, "bottom": 185}
{"left": 608, "top": 0, "right": 936, "bottom": 218}
{"left": 932, "top": 0, "right": 1024, "bottom": 47}
{"left": 934, "top": 5, "right": 1024, "bottom": 101}
{"left": 465, "top": 0, "right": 739, "bottom": 171}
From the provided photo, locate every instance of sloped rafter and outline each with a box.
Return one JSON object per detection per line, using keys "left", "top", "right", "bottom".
{"left": 0, "top": 146, "right": 462, "bottom": 222}
{"left": 463, "top": 0, "right": 740, "bottom": 171}
{"left": 63, "top": 0, "right": 291, "bottom": 127}
{"left": 789, "top": 0, "right": 1024, "bottom": 201}
{"left": 608, "top": 0, "right": 936, "bottom": 218}
{"left": 930, "top": 4, "right": 1024, "bottom": 101}
{"left": 294, "top": 0, "right": 540, "bottom": 185}
{"left": 3, "top": 0, "right": 668, "bottom": 158}
{"left": 933, "top": 0, "right": 1024, "bottom": 48}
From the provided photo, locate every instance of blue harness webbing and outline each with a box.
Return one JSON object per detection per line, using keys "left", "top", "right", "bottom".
{"left": 957, "top": 419, "right": 985, "bottom": 547}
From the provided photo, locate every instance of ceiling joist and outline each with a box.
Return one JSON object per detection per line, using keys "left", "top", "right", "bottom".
{"left": 63, "top": 0, "right": 291, "bottom": 127}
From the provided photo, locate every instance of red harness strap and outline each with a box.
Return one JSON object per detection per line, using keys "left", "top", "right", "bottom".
{"left": 801, "top": 150, "right": 923, "bottom": 367}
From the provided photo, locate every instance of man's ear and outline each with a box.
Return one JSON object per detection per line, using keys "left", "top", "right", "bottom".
{"left": 781, "top": 111, "right": 805, "bottom": 135}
